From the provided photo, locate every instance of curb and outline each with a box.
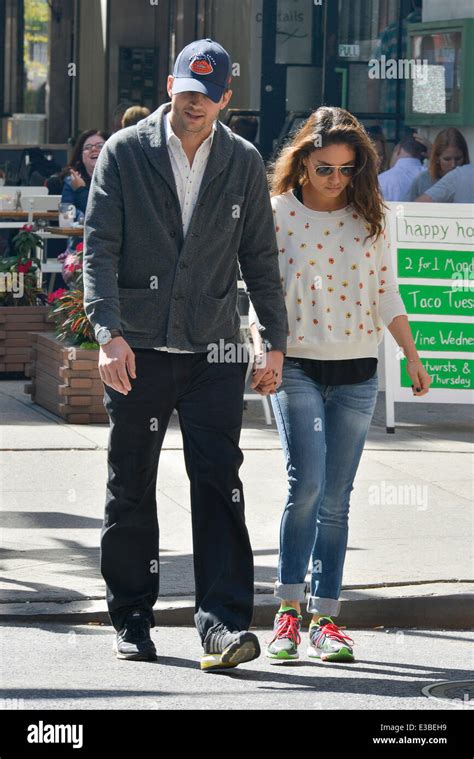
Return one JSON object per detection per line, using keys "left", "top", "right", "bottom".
{"left": 1, "top": 591, "right": 473, "bottom": 629}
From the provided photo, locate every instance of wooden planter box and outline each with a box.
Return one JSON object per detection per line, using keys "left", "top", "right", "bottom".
{"left": 24, "top": 332, "right": 109, "bottom": 424}
{"left": 0, "top": 306, "right": 55, "bottom": 374}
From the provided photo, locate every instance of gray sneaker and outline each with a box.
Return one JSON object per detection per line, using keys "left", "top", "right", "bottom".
{"left": 307, "top": 617, "right": 355, "bottom": 662}
{"left": 113, "top": 609, "right": 157, "bottom": 661}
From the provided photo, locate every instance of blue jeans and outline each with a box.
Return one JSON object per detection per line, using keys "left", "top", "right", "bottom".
{"left": 271, "top": 358, "right": 379, "bottom": 617}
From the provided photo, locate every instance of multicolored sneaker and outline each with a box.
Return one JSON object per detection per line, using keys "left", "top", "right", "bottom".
{"left": 307, "top": 616, "right": 355, "bottom": 662}
{"left": 265, "top": 608, "right": 302, "bottom": 663}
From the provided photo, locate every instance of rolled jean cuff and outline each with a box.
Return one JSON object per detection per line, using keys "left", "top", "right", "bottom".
{"left": 306, "top": 596, "right": 341, "bottom": 616}
{"left": 274, "top": 581, "right": 307, "bottom": 602}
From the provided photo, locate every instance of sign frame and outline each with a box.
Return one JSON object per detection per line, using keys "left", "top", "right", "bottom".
{"left": 384, "top": 201, "right": 474, "bottom": 432}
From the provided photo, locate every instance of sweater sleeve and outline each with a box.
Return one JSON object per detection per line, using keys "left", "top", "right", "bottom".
{"left": 83, "top": 141, "right": 124, "bottom": 337}
{"left": 377, "top": 220, "right": 407, "bottom": 327}
{"left": 237, "top": 152, "right": 288, "bottom": 353}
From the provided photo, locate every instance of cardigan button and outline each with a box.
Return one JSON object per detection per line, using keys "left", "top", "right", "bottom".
{"left": 170, "top": 230, "right": 177, "bottom": 238}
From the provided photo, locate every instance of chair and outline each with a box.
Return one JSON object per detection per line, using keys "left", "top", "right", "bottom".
{"left": 0, "top": 186, "right": 48, "bottom": 197}
{"left": 20, "top": 194, "right": 61, "bottom": 216}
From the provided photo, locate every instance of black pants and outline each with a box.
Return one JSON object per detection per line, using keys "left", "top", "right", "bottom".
{"left": 101, "top": 348, "right": 253, "bottom": 644}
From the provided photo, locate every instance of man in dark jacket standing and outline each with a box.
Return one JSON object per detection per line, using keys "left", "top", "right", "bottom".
{"left": 83, "top": 39, "right": 287, "bottom": 671}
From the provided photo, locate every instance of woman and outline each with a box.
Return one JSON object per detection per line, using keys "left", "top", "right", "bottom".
{"left": 249, "top": 107, "right": 431, "bottom": 664}
{"left": 408, "top": 127, "right": 469, "bottom": 201}
{"left": 61, "top": 129, "right": 108, "bottom": 219}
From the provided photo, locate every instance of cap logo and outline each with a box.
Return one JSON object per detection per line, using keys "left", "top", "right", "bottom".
{"left": 189, "top": 54, "right": 215, "bottom": 76}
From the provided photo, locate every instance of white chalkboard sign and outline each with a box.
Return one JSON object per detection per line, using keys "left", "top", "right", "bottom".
{"left": 384, "top": 202, "right": 474, "bottom": 432}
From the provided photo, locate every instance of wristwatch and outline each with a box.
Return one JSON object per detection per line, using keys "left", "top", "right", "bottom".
{"left": 96, "top": 327, "right": 123, "bottom": 346}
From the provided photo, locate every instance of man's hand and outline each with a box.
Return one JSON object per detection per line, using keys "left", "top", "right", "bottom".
{"left": 98, "top": 337, "right": 136, "bottom": 395}
{"left": 250, "top": 350, "right": 284, "bottom": 395}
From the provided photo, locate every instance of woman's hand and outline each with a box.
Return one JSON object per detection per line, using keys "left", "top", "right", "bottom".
{"left": 406, "top": 359, "right": 432, "bottom": 397}
{"left": 251, "top": 350, "right": 284, "bottom": 395}
{"left": 69, "top": 169, "right": 86, "bottom": 190}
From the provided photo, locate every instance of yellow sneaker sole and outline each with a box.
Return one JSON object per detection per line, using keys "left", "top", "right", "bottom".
{"left": 201, "top": 638, "right": 260, "bottom": 671}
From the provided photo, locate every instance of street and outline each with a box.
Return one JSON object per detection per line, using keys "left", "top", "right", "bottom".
{"left": 0, "top": 623, "right": 472, "bottom": 711}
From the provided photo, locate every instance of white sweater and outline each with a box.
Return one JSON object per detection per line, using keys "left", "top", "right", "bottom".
{"left": 249, "top": 190, "right": 407, "bottom": 360}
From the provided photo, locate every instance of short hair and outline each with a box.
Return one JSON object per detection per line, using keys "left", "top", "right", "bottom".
{"left": 400, "top": 135, "right": 427, "bottom": 161}
{"left": 122, "top": 106, "right": 151, "bottom": 128}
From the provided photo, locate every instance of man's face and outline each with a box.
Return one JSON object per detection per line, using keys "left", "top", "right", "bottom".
{"left": 167, "top": 76, "right": 232, "bottom": 135}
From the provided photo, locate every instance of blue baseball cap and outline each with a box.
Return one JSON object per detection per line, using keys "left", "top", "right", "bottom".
{"left": 171, "top": 39, "right": 232, "bottom": 104}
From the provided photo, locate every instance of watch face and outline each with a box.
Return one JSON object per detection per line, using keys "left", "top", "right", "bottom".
{"left": 98, "top": 329, "right": 111, "bottom": 344}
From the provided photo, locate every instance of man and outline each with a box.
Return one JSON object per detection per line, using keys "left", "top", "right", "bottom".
{"left": 416, "top": 163, "right": 474, "bottom": 203}
{"left": 379, "top": 135, "right": 426, "bottom": 201}
{"left": 83, "top": 39, "right": 288, "bottom": 671}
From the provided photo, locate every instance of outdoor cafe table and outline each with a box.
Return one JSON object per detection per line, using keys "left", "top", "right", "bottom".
{"left": 44, "top": 226, "right": 84, "bottom": 237}
{"left": 0, "top": 211, "right": 59, "bottom": 229}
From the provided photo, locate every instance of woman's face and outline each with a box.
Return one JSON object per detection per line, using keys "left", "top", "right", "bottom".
{"left": 81, "top": 134, "right": 106, "bottom": 177}
{"left": 438, "top": 146, "right": 464, "bottom": 177}
{"left": 303, "top": 143, "right": 357, "bottom": 201}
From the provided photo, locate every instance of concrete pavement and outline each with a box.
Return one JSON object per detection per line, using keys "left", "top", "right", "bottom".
{"left": 0, "top": 378, "right": 473, "bottom": 628}
{"left": 1, "top": 623, "right": 473, "bottom": 711}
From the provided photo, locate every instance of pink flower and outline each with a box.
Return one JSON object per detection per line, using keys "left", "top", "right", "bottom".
{"left": 21, "top": 224, "right": 34, "bottom": 232}
{"left": 75, "top": 242, "right": 84, "bottom": 253}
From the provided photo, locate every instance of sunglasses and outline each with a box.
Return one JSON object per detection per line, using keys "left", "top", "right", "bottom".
{"left": 311, "top": 164, "right": 357, "bottom": 177}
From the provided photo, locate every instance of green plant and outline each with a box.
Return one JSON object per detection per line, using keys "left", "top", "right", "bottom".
{"left": 47, "top": 288, "right": 97, "bottom": 346}
{"left": 11, "top": 225, "right": 44, "bottom": 257}
{"left": 0, "top": 225, "right": 47, "bottom": 306}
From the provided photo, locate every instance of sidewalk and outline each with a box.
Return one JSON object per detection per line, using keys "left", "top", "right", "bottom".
{"left": 0, "top": 378, "right": 472, "bottom": 629}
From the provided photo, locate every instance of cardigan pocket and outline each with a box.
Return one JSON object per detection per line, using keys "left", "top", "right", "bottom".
{"left": 118, "top": 287, "right": 162, "bottom": 335}
{"left": 193, "top": 289, "right": 240, "bottom": 344}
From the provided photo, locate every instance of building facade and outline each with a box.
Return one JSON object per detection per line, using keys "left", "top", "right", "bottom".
{"left": 1, "top": 0, "right": 473, "bottom": 159}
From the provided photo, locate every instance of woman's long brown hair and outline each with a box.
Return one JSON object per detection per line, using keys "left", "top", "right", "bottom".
{"left": 270, "top": 107, "right": 385, "bottom": 242}
{"left": 428, "top": 127, "right": 470, "bottom": 181}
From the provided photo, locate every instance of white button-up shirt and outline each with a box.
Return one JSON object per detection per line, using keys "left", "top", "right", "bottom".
{"left": 379, "top": 157, "right": 424, "bottom": 202}
{"left": 155, "top": 112, "right": 216, "bottom": 354}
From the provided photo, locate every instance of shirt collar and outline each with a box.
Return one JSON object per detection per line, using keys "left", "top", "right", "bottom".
{"left": 395, "top": 157, "right": 422, "bottom": 170}
{"left": 165, "top": 111, "right": 216, "bottom": 149}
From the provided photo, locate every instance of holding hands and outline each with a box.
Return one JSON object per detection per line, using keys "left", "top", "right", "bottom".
{"left": 250, "top": 349, "right": 284, "bottom": 396}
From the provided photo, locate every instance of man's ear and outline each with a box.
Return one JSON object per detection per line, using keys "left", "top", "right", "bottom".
{"left": 219, "top": 89, "right": 233, "bottom": 111}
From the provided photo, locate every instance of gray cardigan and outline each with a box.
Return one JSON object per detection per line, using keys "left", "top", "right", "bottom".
{"left": 83, "top": 102, "right": 288, "bottom": 353}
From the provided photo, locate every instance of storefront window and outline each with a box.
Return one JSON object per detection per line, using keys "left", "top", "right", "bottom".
{"left": 24, "top": 0, "right": 49, "bottom": 114}
{"left": 275, "top": 0, "right": 314, "bottom": 64}
{"left": 337, "top": 0, "right": 424, "bottom": 131}
{"left": 338, "top": 0, "right": 400, "bottom": 61}
{"left": 411, "top": 31, "right": 462, "bottom": 114}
